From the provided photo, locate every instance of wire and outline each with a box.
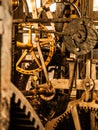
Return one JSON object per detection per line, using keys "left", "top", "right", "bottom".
{"left": 64, "top": 0, "right": 81, "bottom": 18}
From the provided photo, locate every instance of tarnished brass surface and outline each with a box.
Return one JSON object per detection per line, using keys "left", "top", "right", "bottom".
{"left": 16, "top": 23, "right": 55, "bottom": 75}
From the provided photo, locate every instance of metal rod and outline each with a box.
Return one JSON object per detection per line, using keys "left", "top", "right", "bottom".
{"left": 71, "top": 106, "right": 82, "bottom": 130}
{"left": 18, "top": 27, "right": 67, "bottom": 36}
{"left": 36, "top": 39, "right": 50, "bottom": 86}
{"left": 22, "top": 0, "right": 29, "bottom": 17}
{"left": 86, "top": 59, "right": 91, "bottom": 78}
{"left": 13, "top": 18, "right": 72, "bottom": 24}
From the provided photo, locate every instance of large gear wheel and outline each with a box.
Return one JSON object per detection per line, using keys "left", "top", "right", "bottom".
{"left": 16, "top": 23, "right": 55, "bottom": 75}
{"left": 63, "top": 18, "right": 98, "bottom": 55}
{"left": 45, "top": 90, "right": 98, "bottom": 130}
{"left": 9, "top": 83, "right": 45, "bottom": 130}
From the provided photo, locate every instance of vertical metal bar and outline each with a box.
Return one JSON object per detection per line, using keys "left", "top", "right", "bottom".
{"left": 90, "top": 111, "right": 98, "bottom": 130}
{"left": 36, "top": 40, "right": 50, "bottom": 85}
{"left": 71, "top": 106, "right": 82, "bottom": 130}
{"left": 31, "top": 0, "right": 50, "bottom": 86}
{"left": 86, "top": 59, "right": 91, "bottom": 78}
{"left": 91, "top": 111, "right": 96, "bottom": 130}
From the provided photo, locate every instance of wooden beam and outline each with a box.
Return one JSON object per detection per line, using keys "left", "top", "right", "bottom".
{"left": 1, "top": 1, "right": 12, "bottom": 130}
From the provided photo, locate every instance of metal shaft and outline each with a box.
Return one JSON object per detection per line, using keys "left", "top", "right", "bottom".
{"left": 71, "top": 106, "right": 82, "bottom": 130}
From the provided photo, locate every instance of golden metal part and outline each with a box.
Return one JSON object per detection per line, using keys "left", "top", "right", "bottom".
{"left": 16, "top": 23, "right": 55, "bottom": 75}
{"left": 12, "top": 0, "right": 19, "bottom": 11}
{"left": 17, "top": 26, "right": 33, "bottom": 49}
{"left": 39, "top": 87, "right": 55, "bottom": 101}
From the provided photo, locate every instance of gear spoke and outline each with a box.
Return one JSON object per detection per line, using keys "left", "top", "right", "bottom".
{"left": 16, "top": 23, "right": 55, "bottom": 75}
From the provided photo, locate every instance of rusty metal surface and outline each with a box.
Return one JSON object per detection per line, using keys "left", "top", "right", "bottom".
{"left": 63, "top": 18, "right": 98, "bottom": 55}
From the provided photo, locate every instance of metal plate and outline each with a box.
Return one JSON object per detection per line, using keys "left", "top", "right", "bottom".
{"left": 63, "top": 18, "right": 98, "bottom": 55}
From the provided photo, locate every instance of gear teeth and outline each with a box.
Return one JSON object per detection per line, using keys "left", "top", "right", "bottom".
{"left": 58, "top": 117, "right": 62, "bottom": 122}
{"left": 55, "top": 118, "right": 61, "bottom": 126}
{"left": 20, "top": 101, "right": 25, "bottom": 110}
{"left": 52, "top": 122, "right": 58, "bottom": 130}
{"left": 86, "top": 106, "right": 89, "bottom": 111}
{"left": 65, "top": 109, "right": 71, "bottom": 114}
{"left": 9, "top": 84, "right": 45, "bottom": 130}
{"left": 14, "top": 93, "right": 20, "bottom": 104}
{"left": 46, "top": 97, "right": 98, "bottom": 130}
{"left": 88, "top": 107, "right": 92, "bottom": 111}
{"left": 54, "top": 119, "right": 62, "bottom": 128}
{"left": 93, "top": 108, "right": 97, "bottom": 111}
{"left": 60, "top": 116, "right": 64, "bottom": 120}
{"left": 93, "top": 107, "right": 97, "bottom": 111}
{"left": 53, "top": 122, "right": 57, "bottom": 126}
{"left": 53, "top": 109, "right": 71, "bottom": 129}
{"left": 64, "top": 111, "right": 69, "bottom": 116}
{"left": 53, "top": 125, "right": 57, "bottom": 130}
{"left": 53, "top": 116, "right": 64, "bottom": 128}
{"left": 90, "top": 107, "right": 93, "bottom": 110}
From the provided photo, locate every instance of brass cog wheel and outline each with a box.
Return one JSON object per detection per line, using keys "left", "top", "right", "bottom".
{"left": 9, "top": 83, "right": 45, "bottom": 130}
{"left": 45, "top": 91, "right": 98, "bottom": 130}
{"left": 16, "top": 23, "right": 55, "bottom": 75}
